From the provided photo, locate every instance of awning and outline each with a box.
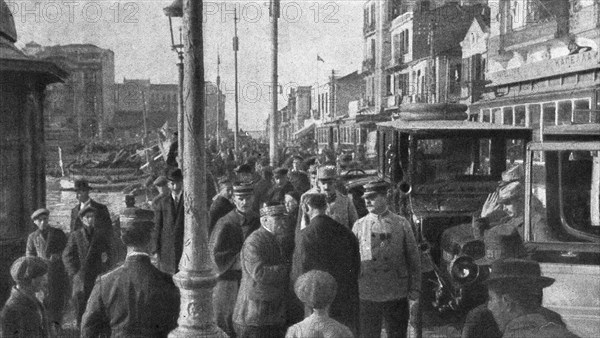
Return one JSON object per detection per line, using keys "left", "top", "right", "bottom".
{"left": 294, "top": 123, "right": 315, "bottom": 138}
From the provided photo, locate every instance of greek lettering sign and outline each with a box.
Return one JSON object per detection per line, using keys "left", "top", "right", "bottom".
{"left": 487, "top": 50, "right": 600, "bottom": 86}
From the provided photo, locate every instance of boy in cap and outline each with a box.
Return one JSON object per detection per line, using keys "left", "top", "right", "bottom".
{"left": 233, "top": 203, "right": 290, "bottom": 337}
{"left": 286, "top": 270, "right": 354, "bottom": 338}
{"left": 152, "top": 168, "right": 185, "bottom": 274}
{"left": 209, "top": 183, "right": 261, "bottom": 337}
{"left": 484, "top": 258, "right": 578, "bottom": 338}
{"left": 267, "top": 167, "right": 296, "bottom": 204}
{"left": 63, "top": 206, "right": 112, "bottom": 328}
{"left": 69, "top": 179, "right": 112, "bottom": 233}
{"left": 26, "top": 208, "right": 68, "bottom": 332}
{"left": 352, "top": 180, "right": 421, "bottom": 338}
{"left": 1, "top": 256, "right": 50, "bottom": 337}
{"left": 81, "top": 215, "right": 180, "bottom": 337}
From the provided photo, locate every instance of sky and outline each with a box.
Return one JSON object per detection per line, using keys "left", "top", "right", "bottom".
{"left": 10, "top": 0, "right": 364, "bottom": 131}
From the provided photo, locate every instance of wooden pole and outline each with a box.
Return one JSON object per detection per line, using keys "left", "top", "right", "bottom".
{"left": 234, "top": 8, "right": 239, "bottom": 160}
{"left": 169, "top": 0, "right": 224, "bottom": 336}
{"left": 269, "top": 0, "right": 280, "bottom": 167}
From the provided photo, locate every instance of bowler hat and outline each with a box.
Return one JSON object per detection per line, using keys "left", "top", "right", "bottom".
{"left": 153, "top": 175, "right": 168, "bottom": 187}
{"left": 79, "top": 205, "right": 97, "bottom": 218}
{"left": 10, "top": 256, "right": 48, "bottom": 283}
{"left": 317, "top": 166, "right": 337, "bottom": 181}
{"left": 167, "top": 169, "right": 183, "bottom": 182}
{"left": 273, "top": 167, "right": 288, "bottom": 177}
{"left": 260, "top": 203, "right": 287, "bottom": 217}
{"left": 484, "top": 258, "right": 554, "bottom": 288}
{"left": 31, "top": 208, "right": 50, "bottom": 221}
{"left": 74, "top": 179, "right": 92, "bottom": 191}
{"left": 295, "top": 270, "right": 338, "bottom": 310}
{"left": 232, "top": 183, "right": 254, "bottom": 196}
{"left": 363, "top": 180, "right": 390, "bottom": 198}
{"left": 475, "top": 228, "right": 528, "bottom": 265}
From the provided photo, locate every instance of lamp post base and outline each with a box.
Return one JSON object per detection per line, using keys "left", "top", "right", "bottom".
{"left": 169, "top": 270, "right": 227, "bottom": 338}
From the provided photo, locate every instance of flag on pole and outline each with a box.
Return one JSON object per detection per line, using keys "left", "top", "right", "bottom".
{"left": 317, "top": 55, "right": 325, "bottom": 63}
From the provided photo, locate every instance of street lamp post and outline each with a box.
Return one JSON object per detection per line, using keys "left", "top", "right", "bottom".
{"left": 165, "top": 0, "right": 185, "bottom": 166}
{"left": 163, "top": 0, "right": 225, "bottom": 336}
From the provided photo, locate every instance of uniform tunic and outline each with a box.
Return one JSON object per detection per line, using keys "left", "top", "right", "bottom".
{"left": 233, "top": 227, "right": 288, "bottom": 328}
{"left": 285, "top": 312, "right": 354, "bottom": 338}
{"left": 352, "top": 209, "right": 421, "bottom": 302}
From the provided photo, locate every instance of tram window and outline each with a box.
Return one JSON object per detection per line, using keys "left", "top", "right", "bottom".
{"left": 503, "top": 107, "right": 514, "bottom": 125}
{"left": 573, "top": 99, "right": 591, "bottom": 123}
{"left": 528, "top": 150, "right": 600, "bottom": 246}
{"left": 557, "top": 100, "right": 573, "bottom": 125}
{"left": 515, "top": 105, "right": 526, "bottom": 126}
{"left": 492, "top": 108, "right": 502, "bottom": 124}
{"left": 543, "top": 103, "right": 556, "bottom": 126}
{"left": 481, "top": 109, "right": 490, "bottom": 123}
{"left": 529, "top": 104, "right": 542, "bottom": 143}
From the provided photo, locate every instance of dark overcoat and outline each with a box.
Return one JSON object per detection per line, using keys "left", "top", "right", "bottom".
{"left": 70, "top": 200, "right": 112, "bottom": 233}
{"left": 80, "top": 255, "right": 180, "bottom": 338}
{"left": 267, "top": 181, "right": 295, "bottom": 204}
{"left": 208, "top": 195, "right": 235, "bottom": 236}
{"left": 233, "top": 227, "right": 288, "bottom": 327}
{"left": 288, "top": 171, "right": 310, "bottom": 195}
{"left": 0, "top": 287, "right": 49, "bottom": 338}
{"left": 253, "top": 178, "right": 273, "bottom": 212}
{"left": 291, "top": 214, "right": 361, "bottom": 334}
{"left": 62, "top": 227, "right": 112, "bottom": 323}
{"left": 26, "top": 227, "right": 68, "bottom": 324}
{"left": 153, "top": 195, "right": 184, "bottom": 274}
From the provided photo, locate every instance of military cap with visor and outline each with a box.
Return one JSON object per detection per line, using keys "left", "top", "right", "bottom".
{"left": 233, "top": 183, "right": 254, "bottom": 196}
{"left": 363, "top": 180, "right": 390, "bottom": 198}
{"left": 31, "top": 208, "right": 50, "bottom": 221}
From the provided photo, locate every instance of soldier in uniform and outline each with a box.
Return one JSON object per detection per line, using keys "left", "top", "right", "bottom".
{"left": 233, "top": 204, "right": 289, "bottom": 338}
{"left": 81, "top": 213, "right": 180, "bottom": 337}
{"left": 485, "top": 258, "right": 578, "bottom": 338}
{"left": 315, "top": 165, "right": 358, "bottom": 229}
{"left": 26, "top": 208, "right": 68, "bottom": 332}
{"left": 209, "top": 183, "right": 261, "bottom": 337}
{"left": 352, "top": 181, "right": 421, "bottom": 338}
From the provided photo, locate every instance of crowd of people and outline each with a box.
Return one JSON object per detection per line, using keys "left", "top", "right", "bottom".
{"left": 0, "top": 152, "right": 580, "bottom": 338}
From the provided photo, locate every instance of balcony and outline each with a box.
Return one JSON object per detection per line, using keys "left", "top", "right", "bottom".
{"left": 362, "top": 58, "right": 375, "bottom": 73}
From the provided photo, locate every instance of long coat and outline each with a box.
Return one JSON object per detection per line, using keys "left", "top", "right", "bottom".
{"left": 62, "top": 227, "right": 112, "bottom": 323}
{"left": 26, "top": 227, "right": 68, "bottom": 324}
{"left": 81, "top": 255, "right": 180, "bottom": 338}
{"left": 70, "top": 200, "right": 112, "bottom": 233}
{"left": 153, "top": 195, "right": 184, "bottom": 274}
{"left": 291, "top": 214, "right": 361, "bottom": 334}
{"left": 233, "top": 227, "right": 288, "bottom": 327}
{"left": 0, "top": 287, "right": 49, "bottom": 338}
{"left": 208, "top": 195, "right": 235, "bottom": 236}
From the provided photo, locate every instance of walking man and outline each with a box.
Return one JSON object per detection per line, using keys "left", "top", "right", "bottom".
{"left": 81, "top": 213, "right": 180, "bottom": 337}
{"left": 233, "top": 203, "right": 289, "bottom": 337}
{"left": 352, "top": 181, "right": 421, "bottom": 338}
{"left": 153, "top": 168, "right": 184, "bottom": 274}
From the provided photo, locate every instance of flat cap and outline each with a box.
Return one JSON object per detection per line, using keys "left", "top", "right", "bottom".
{"left": 273, "top": 167, "right": 288, "bottom": 177}
{"left": 317, "top": 166, "right": 337, "bottom": 181}
{"left": 233, "top": 183, "right": 254, "bottom": 196}
{"left": 363, "top": 180, "right": 390, "bottom": 198}
{"left": 79, "top": 205, "right": 97, "bottom": 218}
{"left": 31, "top": 208, "right": 49, "bottom": 220}
{"left": 153, "top": 175, "right": 168, "bottom": 187}
{"left": 260, "top": 204, "right": 287, "bottom": 217}
{"left": 10, "top": 256, "right": 48, "bottom": 283}
{"left": 167, "top": 168, "right": 183, "bottom": 182}
{"left": 294, "top": 270, "right": 338, "bottom": 310}
{"left": 234, "top": 164, "right": 253, "bottom": 174}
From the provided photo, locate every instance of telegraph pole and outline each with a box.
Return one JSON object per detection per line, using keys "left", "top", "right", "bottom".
{"left": 233, "top": 7, "right": 239, "bottom": 160}
{"left": 269, "top": 0, "right": 280, "bottom": 167}
{"left": 216, "top": 51, "right": 221, "bottom": 148}
{"left": 168, "top": 0, "right": 225, "bottom": 336}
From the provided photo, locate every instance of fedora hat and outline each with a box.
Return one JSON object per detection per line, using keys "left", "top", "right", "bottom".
{"left": 484, "top": 258, "right": 554, "bottom": 288}
{"left": 74, "top": 179, "right": 92, "bottom": 191}
{"left": 475, "top": 228, "right": 528, "bottom": 265}
{"left": 167, "top": 169, "right": 183, "bottom": 182}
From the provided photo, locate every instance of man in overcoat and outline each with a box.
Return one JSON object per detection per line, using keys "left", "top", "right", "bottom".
{"left": 62, "top": 206, "right": 111, "bottom": 328}
{"left": 209, "top": 183, "right": 261, "bottom": 337}
{"left": 81, "top": 213, "right": 180, "bottom": 337}
{"left": 152, "top": 168, "right": 184, "bottom": 274}
{"left": 26, "top": 208, "right": 68, "bottom": 331}
{"left": 291, "top": 193, "right": 361, "bottom": 335}
{"left": 208, "top": 176, "right": 235, "bottom": 235}
{"left": 70, "top": 180, "right": 112, "bottom": 233}
{"left": 150, "top": 175, "right": 170, "bottom": 210}
{"left": 267, "top": 167, "right": 296, "bottom": 204}
{"left": 233, "top": 204, "right": 289, "bottom": 337}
